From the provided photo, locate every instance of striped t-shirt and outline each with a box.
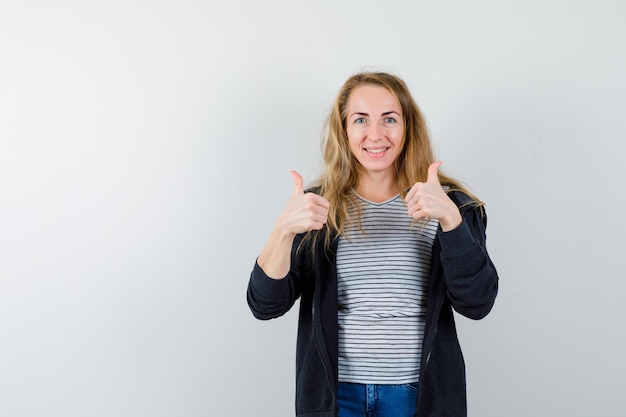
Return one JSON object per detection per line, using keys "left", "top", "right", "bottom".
{"left": 336, "top": 192, "right": 438, "bottom": 384}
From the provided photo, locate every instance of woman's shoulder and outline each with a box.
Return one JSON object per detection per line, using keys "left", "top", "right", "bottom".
{"left": 446, "top": 188, "right": 475, "bottom": 206}
{"left": 445, "top": 187, "right": 487, "bottom": 227}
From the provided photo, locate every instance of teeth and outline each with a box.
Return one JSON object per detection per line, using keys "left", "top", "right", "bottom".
{"left": 367, "top": 148, "right": 387, "bottom": 154}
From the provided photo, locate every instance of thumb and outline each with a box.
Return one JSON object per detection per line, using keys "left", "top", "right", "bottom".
{"left": 290, "top": 170, "right": 304, "bottom": 195}
{"left": 427, "top": 161, "right": 443, "bottom": 184}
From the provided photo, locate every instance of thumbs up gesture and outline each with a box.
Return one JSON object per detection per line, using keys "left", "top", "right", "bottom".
{"left": 278, "top": 170, "right": 330, "bottom": 235}
{"left": 405, "top": 161, "right": 462, "bottom": 232}
{"left": 257, "top": 171, "right": 330, "bottom": 279}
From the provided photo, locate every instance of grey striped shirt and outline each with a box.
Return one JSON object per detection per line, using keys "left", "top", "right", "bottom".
{"left": 336, "top": 192, "right": 438, "bottom": 384}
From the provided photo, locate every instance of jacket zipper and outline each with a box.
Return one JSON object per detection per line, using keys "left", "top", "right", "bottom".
{"left": 415, "top": 287, "right": 444, "bottom": 416}
{"left": 312, "top": 301, "right": 337, "bottom": 406}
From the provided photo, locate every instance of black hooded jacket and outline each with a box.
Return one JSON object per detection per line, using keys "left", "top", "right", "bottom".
{"left": 247, "top": 191, "right": 499, "bottom": 417}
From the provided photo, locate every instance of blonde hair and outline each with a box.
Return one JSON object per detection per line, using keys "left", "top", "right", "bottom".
{"left": 309, "top": 71, "right": 482, "bottom": 249}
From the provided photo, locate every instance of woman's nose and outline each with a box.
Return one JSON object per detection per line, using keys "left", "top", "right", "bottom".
{"left": 367, "top": 122, "right": 384, "bottom": 139}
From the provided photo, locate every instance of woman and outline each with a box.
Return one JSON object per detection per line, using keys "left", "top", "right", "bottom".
{"left": 247, "top": 72, "right": 499, "bottom": 417}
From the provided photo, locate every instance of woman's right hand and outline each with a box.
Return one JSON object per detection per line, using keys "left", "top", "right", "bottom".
{"left": 277, "top": 170, "right": 330, "bottom": 236}
{"left": 257, "top": 171, "right": 329, "bottom": 279}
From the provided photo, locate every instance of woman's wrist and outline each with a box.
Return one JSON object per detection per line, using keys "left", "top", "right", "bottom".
{"left": 439, "top": 210, "right": 462, "bottom": 232}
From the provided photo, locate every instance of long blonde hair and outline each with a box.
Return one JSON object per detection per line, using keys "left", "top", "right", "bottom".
{"left": 310, "top": 71, "right": 482, "bottom": 249}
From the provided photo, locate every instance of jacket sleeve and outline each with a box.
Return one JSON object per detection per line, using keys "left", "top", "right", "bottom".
{"left": 246, "top": 235, "right": 304, "bottom": 320}
{"left": 437, "top": 197, "right": 499, "bottom": 320}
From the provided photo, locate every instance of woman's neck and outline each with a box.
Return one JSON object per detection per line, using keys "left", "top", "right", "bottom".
{"left": 354, "top": 173, "right": 399, "bottom": 203}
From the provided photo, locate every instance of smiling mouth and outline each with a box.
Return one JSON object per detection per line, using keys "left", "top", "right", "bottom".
{"left": 365, "top": 147, "right": 389, "bottom": 154}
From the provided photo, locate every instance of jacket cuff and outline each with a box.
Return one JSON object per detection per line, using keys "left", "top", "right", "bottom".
{"left": 437, "top": 220, "right": 477, "bottom": 257}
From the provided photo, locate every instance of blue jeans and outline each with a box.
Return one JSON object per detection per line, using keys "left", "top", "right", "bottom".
{"left": 337, "top": 382, "right": 419, "bottom": 417}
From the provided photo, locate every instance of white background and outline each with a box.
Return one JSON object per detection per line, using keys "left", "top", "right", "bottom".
{"left": 1, "top": 1, "right": 625, "bottom": 416}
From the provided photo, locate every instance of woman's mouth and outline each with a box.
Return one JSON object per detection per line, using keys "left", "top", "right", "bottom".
{"left": 364, "top": 147, "right": 389, "bottom": 156}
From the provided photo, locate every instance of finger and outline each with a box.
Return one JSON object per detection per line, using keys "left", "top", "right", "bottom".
{"left": 308, "top": 197, "right": 329, "bottom": 220}
{"left": 405, "top": 182, "right": 423, "bottom": 203}
{"left": 405, "top": 187, "right": 413, "bottom": 203}
{"left": 290, "top": 170, "right": 304, "bottom": 195}
{"left": 408, "top": 207, "right": 424, "bottom": 221}
{"left": 407, "top": 203, "right": 423, "bottom": 219}
{"left": 427, "top": 161, "right": 443, "bottom": 184}
{"left": 405, "top": 186, "right": 416, "bottom": 203}
{"left": 308, "top": 193, "right": 330, "bottom": 209}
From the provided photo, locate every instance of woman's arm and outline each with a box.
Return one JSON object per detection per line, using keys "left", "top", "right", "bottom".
{"left": 438, "top": 200, "right": 499, "bottom": 320}
{"left": 247, "top": 238, "right": 304, "bottom": 320}
{"left": 257, "top": 171, "right": 329, "bottom": 279}
{"left": 247, "top": 171, "right": 329, "bottom": 319}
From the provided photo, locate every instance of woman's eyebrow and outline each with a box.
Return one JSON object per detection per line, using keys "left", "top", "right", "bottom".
{"left": 351, "top": 111, "right": 400, "bottom": 117}
{"left": 348, "top": 110, "right": 400, "bottom": 117}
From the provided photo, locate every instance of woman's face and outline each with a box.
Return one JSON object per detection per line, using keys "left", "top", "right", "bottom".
{"left": 345, "top": 85, "right": 405, "bottom": 179}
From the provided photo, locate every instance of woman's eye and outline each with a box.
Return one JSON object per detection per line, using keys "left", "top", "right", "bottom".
{"left": 355, "top": 117, "right": 365, "bottom": 124}
{"left": 384, "top": 117, "right": 396, "bottom": 124}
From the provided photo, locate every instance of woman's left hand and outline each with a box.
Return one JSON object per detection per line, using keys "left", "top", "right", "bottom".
{"left": 405, "top": 161, "right": 463, "bottom": 232}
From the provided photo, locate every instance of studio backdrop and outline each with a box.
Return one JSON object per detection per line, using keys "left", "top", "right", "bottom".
{"left": 1, "top": 1, "right": 624, "bottom": 416}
